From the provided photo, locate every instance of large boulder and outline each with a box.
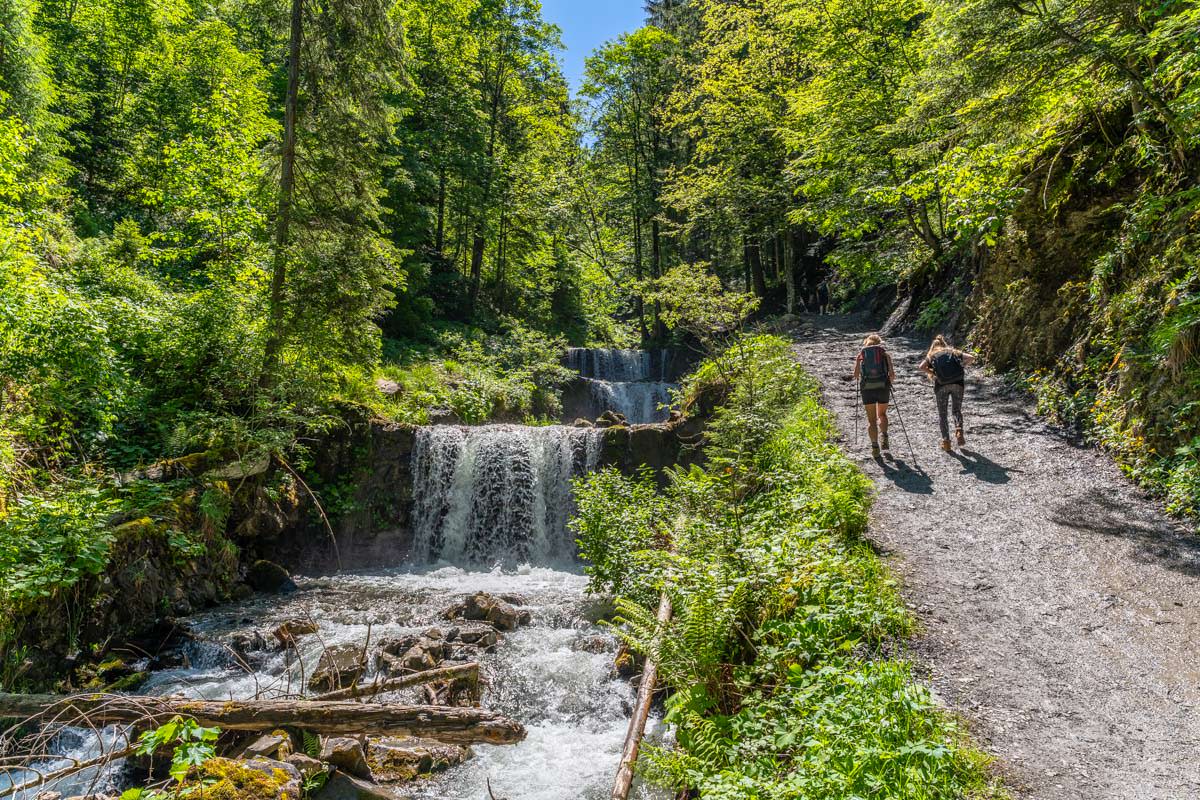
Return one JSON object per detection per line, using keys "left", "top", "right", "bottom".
{"left": 367, "top": 737, "right": 470, "bottom": 783}
{"left": 274, "top": 619, "right": 319, "bottom": 644}
{"left": 379, "top": 635, "right": 445, "bottom": 676}
{"left": 443, "top": 592, "right": 524, "bottom": 632}
{"left": 314, "top": 772, "right": 406, "bottom": 800}
{"left": 308, "top": 645, "right": 366, "bottom": 692}
{"left": 320, "top": 737, "right": 373, "bottom": 781}
{"left": 246, "top": 560, "right": 297, "bottom": 594}
{"left": 241, "top": 733, "right": 289, "bottom": 760}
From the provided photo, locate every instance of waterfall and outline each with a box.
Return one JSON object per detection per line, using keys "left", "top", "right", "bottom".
{"left": 411, "top": 425, "right": 603, "bottom": 566}
{"left": 566, "top": 348, "right": 679, "bottom": 424}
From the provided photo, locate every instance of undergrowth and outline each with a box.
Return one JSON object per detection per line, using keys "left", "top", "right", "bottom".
{"left": 574, "top": 334, "right": 1002, "bottom": 799}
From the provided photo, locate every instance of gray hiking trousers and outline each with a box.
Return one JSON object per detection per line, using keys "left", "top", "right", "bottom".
{"left": 935, "top": 382, "right": 964, "bottom": 441}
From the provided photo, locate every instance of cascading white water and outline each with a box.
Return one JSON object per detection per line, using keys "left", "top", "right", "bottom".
{"left": 566, "top": 348, "right": 679, "bottom": 424}
{"left": 585, "top": 381, "right": 676, "bottom": 426}
{"left": 411, "top": 425, "right": 603, "bottom": 566}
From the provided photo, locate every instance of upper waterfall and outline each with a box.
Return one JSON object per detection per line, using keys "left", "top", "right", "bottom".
{"left": 565, "top": 348, "right": 680, "bottom": 424}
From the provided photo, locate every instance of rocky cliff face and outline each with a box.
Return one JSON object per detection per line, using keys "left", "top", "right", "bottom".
{"left": 952, "top": 122, "right": 1200, "bottom": 519}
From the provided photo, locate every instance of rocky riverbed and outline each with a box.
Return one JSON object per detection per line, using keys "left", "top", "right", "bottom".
{"left": 14, "top": 566, "right": 668, "bottom": 800}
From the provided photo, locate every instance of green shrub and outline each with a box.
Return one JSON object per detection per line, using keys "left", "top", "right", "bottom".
{"left": 0, "top": 485, "right": 119, "bottom": 609}
{"left": 575, "top": 333, "right": 999, "bottom": 799}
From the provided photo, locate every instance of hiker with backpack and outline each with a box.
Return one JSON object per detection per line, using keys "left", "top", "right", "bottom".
{"left": 853, "top": 333, "right": 895, "bottom": 456}
{"left": 919, "top": 334, "right": 978, "bottom": 452}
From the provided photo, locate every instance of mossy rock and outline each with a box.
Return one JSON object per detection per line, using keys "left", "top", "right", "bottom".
{"left": 188, "top": 757, "right": 301, "bottom": 800}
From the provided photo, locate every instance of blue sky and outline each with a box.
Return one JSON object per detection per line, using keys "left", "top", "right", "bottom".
{"left": 540, "top": 1, "right": 647, "bottom": 94}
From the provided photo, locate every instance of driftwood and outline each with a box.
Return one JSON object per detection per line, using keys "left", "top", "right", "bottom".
{"left": 611, "top": 592, "right": 673, "bottom": 800}
{"left": 314, "top": 661, "right": 480, "bottom": 702}
{"left": 0, "top": 693, "right": 524, "bottom": 746}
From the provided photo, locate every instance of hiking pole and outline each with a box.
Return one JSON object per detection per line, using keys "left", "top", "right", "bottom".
{"left": 889, "top": 386, "right": 918, "bottom": 465}
{"left": 853, "top": 396, "right": 860, "bottom": 446}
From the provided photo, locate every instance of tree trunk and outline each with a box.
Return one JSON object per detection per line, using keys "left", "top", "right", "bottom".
{"left": 0, "top": 693, "right": 524, "bottom": 746}
{"left": 315, "top": 662, "right": 480, "bottom": 702}
{"left": 435, "top": 165, "right": 447, "bottom": 255}
{"left": 749, "top": 239, "right": 767, "bottom": 299}
{"left": 651, "top": 217, "right": 665, "bottom": 340}
{"left": 468, "top": 233, "right": 486, "bottom": 311}
{"left": 741, "top": 237, "right": 752, "bottom": 295}
{"left": 783, "top": 232, "right": 796, "bottom": 315}
{"left": 261, "top": 0, "right": 303, "bottom": 386}
{"left": 611, "top": 593, "right": 672, "bottom": 800}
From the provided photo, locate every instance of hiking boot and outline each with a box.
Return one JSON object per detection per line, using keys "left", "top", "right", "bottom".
{"left": 956, "top": 429, "right": 966, "bottom": 447}
{"left": 941, "top": 439, "right": 953, "bottom": 453}
{"left": 880, "top": 432, "right": 890, "bottom": 451}
{"left": 871, "top": 442, "right": 881, "bottom": 457}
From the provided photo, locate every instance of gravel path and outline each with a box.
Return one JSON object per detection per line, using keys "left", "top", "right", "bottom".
{"left": 792, "top": 315, "right": 1200, "bottom": 800}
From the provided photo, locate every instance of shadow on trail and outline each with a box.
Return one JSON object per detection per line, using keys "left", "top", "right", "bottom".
{"left": 873, "top": 453, "right": 934, "bottom": 495}
{"left": 1052, "top": 488, "right": 1200, "bottom": 578}
{"left": 951, "top": 449, "right": 1017, "bottom": 485}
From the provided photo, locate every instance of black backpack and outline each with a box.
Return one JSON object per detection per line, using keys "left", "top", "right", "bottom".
{"left": 930, "top": 350, "right": 965, "bottom": 386}
{"left": 860, "top": 345, "right": 889, "bottom": 390}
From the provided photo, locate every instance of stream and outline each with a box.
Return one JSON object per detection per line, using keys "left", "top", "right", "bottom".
{"left": 7, "top": 349, "right": 676, "bottom": 800}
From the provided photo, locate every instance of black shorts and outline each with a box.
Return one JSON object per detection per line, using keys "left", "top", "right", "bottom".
{"left": 861, "top": 385, "right": 890, "bottom": 406}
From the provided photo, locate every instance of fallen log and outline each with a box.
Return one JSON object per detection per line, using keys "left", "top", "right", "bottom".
{"left": 611, "top": 592, "right": 673, "bottom": 800}
{"left": 314, "top": 661, "right": 480, "bottom": 702}
{"left": 0, "top": 693, "right": 524, "bottom": 746}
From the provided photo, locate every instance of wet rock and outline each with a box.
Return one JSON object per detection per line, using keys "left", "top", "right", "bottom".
{"left": 315, "top": 772, "right": 406, "bottom": 800}
{"left": 241, "top": 733, "right": 287, "bottom": 759}
{"left": 308, "top": 645, "right": 366, "bottom": 692}
{"left": 571, "top": 634, "right": 613, "bottom": 654}
{"left": 450, "top": 623, "right": 498, "bottom": 648}
{"left": 286, "top": 753, "right": 328, "bottom": 781}
{"left": 320, "top": 737, "right": 373, "bottom": 781}
{"left": 247, "top": 560, "right": 297, "bottom": 594}
{"left": 428, "top": 408, "right": 460, "bottom": 426}
{"left": 80, "top": 657, "right": 149, "bottom": 692}
{"left": 444, "top": 592, "right": 523, "bottom": 631}
{"left": 242, "top": 757, "right": 302, "bottom": 799}
{"left": 367, "top": 737, "right": 470, "bottom": 782}
{"left": 382, "top": 636, "right": 446, "bottom": 676}
{"left": 230, "top": 630, "right": 271, "bottom": 657}
{"left": 573, "top": 418, "right": 595, "bottom": 428}
{"left": 274, "top": 619, "right": 319, "bottom": 644}
{"left": 613, "top": 641, "right": 641, "bottom": 680}
{"left": 498, "top": 593, "right": 527, "bottom": 606}
{"left": 376, "top": 634, "right": 421, "bottom": 658}
{"left": 595, "top": 410, "right": 629, "bottom": 428}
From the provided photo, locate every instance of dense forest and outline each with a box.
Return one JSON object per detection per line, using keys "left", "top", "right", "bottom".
{"left": 1, "top": 0, "right": 1199, "bottom": 796}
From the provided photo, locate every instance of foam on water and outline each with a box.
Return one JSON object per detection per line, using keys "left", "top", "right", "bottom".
{"left": 137, "top": 567, "right": 668, "bottom": 800}
{"left": 411, "top": 426, "right": 603, "bottom": 565}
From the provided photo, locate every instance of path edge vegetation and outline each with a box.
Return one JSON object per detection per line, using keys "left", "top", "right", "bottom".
{"left": 574, "top": 333, "right": 1006, "bottom": 799}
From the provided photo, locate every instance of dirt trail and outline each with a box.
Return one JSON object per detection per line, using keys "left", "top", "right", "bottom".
{"left": 792, "top": 315, "right": 1200, "bottom": 800}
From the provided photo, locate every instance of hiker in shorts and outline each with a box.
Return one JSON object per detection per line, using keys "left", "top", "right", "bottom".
{"left": 816, "top": 279, "right": 831, "bottom": 314}
{"left": 853, "top": 333, "right": 895, "bottom": 456}
{"left": 919, "top": 334, "right": 978, "bottom": 453}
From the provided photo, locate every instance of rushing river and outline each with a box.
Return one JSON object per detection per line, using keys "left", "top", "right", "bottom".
{"left": 8, "top": 350, "right": 680, "bottom": 799}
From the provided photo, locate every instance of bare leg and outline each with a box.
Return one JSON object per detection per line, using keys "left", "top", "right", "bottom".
{"left": 877, "top": 403, "right": 890, "bottom": 449}
{"left": 865, "top": 404, "right": 880, "bottom": 450}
